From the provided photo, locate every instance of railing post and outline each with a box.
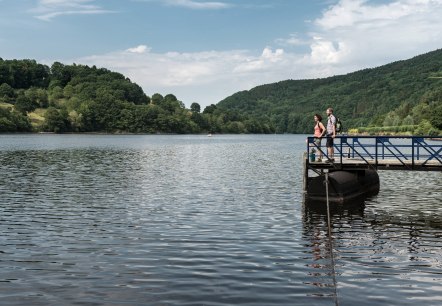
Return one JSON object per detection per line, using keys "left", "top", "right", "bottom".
{"left": 417, "top": 137, "right": 420, "bottom": 160}
{"left": 412, "top": 137, "right": 415, "bottom": 170}
{"left": 375, "top": 137, "right": 378, "bottom": 168}
{"left": 382, "top": 137, "right": 385, "bottom": 159}
{"left": 340, "top": 136, "right": 343, "bottom": 164}
{"left": 352, "top": 138, "right": 355, "bottom": 158}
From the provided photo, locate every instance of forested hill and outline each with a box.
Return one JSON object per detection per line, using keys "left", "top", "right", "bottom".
{"left": 217, "top": 48, "right": 442, "bottom": 134}
{"left": 1, "top": 50, "right": 441, "bottom": 134}
{"left": 0, "top": 60, "right": 273, "bottom": 133}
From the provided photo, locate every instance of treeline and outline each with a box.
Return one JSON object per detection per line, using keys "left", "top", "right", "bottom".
{"left": 217, "top": 49, "right": 442, "bottom": 135}
{"left": 2, "top": 49, "right": 442, "bottom": 135}
{"left": 350, "top": 97, "right": 442, "bottom": 136}
{"left": 0, "top": 59, "right": 274, "bottom": 134}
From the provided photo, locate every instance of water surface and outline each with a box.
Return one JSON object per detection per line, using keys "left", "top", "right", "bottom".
{"left": 0, "top": 134, "right": 441, "bottom": 305}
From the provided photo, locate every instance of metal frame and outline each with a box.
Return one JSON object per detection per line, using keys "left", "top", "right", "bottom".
{"left": 306, "top": 135, "right": 442, "bottom": 171}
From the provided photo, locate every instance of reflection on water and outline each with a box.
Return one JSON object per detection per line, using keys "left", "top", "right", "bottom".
{"left": 302, "top": 170, "right": 442, "bottom": 305}
{"left": 0, "top": 134, "right": 441, "bottom": 305}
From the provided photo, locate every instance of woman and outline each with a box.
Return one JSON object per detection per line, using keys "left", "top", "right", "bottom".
{"left": 313, "top": 114, "right": 326, "bottom": 161}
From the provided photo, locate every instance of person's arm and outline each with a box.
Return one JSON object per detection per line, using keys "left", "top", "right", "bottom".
{"left": 332, "top": 116, "right": 336, "bottom": 137}
{"left": 319, "top": 122, "right": 326, "bottom": 137}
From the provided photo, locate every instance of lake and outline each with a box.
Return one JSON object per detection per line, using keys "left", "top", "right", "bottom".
{"left": 0, "top": 134, "right": 441, "bottom": 305}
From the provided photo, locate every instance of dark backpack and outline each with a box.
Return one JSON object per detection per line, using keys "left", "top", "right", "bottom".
{"left": 335, "top": 117, "right": 342, "bottom": 133}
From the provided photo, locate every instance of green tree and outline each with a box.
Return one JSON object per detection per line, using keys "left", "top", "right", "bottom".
{"left": 191, "top": 112, "right": 207, "bottom": 130}
{"left": 190, "top": 102, "right": 201, "bottom": 113}
{"left": 415, "top": 119, "right": 433, "bottom": 136}
{"left": 428, "top": 102, "right": 442, "bottom": 130}
{"left": 50, "top": 62, "right": 72, "bottom": 87}
{"left": 48, "top": 86, "right": 64, "bottom": 105}
{"left": 203, "top": 104, "right": 217, "bottom": 114}
{"left": 0, "top": 107, "right": 32, "bottom": 132}
{"left": 402, "top": 115, "right": 414, "bottom": 126}
{"left": 15, "top": 95, "right": 37, "bottom": 114}
{"left": 68, "top": 110, "right": 83, "bottom": 132}
{"left": 151, "top": 93, "right": 164, "bottom": 105}
{"left": 0, "top": 83, "right": 15, "bottom": 102}
{"left": 44, "top": 107, "right": 70, "bottom": 133}
{"left": 134, "top": 104, "right": 161, "bottom": 132}
{"left": 24, "top": 87, "right": 49, "bottom": 108}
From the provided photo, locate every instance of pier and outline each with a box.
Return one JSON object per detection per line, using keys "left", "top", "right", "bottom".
{"left": 303, "top": 136, "right": 442, "bottom": 203}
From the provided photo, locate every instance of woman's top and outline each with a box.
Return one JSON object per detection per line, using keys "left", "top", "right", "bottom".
{"left": 314, "top": 122, "right": 323, "bottom": 137}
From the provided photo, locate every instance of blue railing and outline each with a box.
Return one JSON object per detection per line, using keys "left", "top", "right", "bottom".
{"left": 306, "top": 136, "right": 442, "bottom": 170}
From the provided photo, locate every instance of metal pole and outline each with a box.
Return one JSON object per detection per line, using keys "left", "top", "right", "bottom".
{"left": 325, "top": 172, "right": 339, "bottom": 305}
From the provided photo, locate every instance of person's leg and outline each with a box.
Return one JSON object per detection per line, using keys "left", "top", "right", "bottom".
{"left": 315, "top": 138, "right": 322, "bottom": 161}
{"left": 326, "top": 137, "right": 334, "bottom": 161}
{"left": 329, "top": 138, "right": 334, "bottom": 160}
{"left": 326, "top": 137, "right": 331, "bottom": 157}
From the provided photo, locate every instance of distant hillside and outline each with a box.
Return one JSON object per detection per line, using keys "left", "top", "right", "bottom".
{"left": 217, "top": 49, "right": 442, "bottom": 134}
{"left": 1, "top": 50, "right": 441, "bottom": 135}
{"left": 0, "top": 59, "right": 274, "bottom": 134}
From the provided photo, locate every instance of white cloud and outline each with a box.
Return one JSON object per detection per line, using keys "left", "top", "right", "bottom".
{"left": 309, "top": 37, "right": 349, "bottom": 64}
{"left": 126, "top": 45, "right": 151, "bottom": 54}
{"left": 275, "top": 34, "right": 309, "bottom": 47}
{"left": 164, "top": 0, "right": 231, "bottom": 9}
{"left": 307, "top": 0, "right": 442, "bottom": 67}
{"left": 32, "top": 0, "right": 114, "bottom": 21}
{"left": 233, "top": 47, "right": 284, "bottom": 73}
{"left": 316, "top": 0, "right": 431, "bottom": 30}
{"left": 63, "top": 0, "right": 442, "bottom": 108}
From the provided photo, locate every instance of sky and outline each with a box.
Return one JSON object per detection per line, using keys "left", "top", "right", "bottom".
{"left": 0, "top": 0, "right": 441, "bottom": 109}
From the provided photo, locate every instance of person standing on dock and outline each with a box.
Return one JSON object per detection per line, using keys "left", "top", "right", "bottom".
{"left": 313, "top": 114, "right": 326, "bottom": 162}
{"left": 326, "top": 108, "right": 336, "bottom": 162}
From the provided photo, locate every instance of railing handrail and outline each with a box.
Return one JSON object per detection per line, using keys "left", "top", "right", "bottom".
{"left": 306, "top": 135, "right": 442, "bottom": 170}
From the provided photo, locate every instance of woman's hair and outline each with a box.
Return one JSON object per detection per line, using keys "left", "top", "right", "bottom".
{"left": 314, "top": 114, "right": 322, "bottom": 121}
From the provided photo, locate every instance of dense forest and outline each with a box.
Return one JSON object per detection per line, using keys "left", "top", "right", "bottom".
{"left": 0, "top": 59, "right": 273, "bottom": 134}
{"left": 1, "top": 49, "right": 441, "bottom": 135}
{"left": 217, "top": 49, "right": 442, "bottom": 135}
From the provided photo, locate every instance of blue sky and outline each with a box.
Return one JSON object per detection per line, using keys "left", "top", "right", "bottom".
{"left": 0, "top": 0, "right": 441, "bottom": 108}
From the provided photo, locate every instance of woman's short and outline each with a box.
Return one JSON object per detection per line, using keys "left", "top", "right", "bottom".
{"left": 314, "top": 137, "right": 321, "bottom": 146}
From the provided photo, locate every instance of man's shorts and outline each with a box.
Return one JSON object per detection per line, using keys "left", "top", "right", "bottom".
{"left": 326, "top": 135, "right": 334, "bottom": 148}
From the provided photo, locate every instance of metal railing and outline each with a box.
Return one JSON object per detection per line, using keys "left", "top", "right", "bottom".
{"left": 306, "top": 135, "right": 442, "bottom": 170}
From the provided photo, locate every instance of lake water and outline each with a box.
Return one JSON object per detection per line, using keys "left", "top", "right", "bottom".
{"left": 0, "top": 134, "right": 441, "bottom": 306}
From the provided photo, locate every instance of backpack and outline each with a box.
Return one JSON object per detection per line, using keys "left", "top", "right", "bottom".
{"left": 335, "top": 117, "right": 342, "bottom": 133}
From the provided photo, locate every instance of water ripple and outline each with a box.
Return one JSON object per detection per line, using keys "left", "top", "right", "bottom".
{"left": 0, "top": 134, "right": 441, "bottom": 305}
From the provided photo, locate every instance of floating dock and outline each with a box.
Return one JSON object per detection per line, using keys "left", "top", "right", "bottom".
{"left": 303, "top": 136, "right": 442, "bottom": 203}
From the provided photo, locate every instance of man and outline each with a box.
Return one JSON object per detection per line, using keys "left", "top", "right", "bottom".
{"left": 325, "top": 107, "right": 336, "bottom": 162}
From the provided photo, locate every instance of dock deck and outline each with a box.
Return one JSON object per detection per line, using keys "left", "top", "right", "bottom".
{"left": 309, "top": 157, "right": 442, "bottom": 171}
